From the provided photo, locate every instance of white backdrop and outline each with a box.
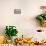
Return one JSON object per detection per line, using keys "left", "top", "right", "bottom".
{"left": 0, "top": 0, "right": 46, "bottom": 41}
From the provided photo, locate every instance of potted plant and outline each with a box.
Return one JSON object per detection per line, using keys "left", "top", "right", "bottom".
{"left": 36, "top": 6, "right": 46, "bottom": 27}
{"left": 5, "top": 26, "right": 18, "bottom": 43}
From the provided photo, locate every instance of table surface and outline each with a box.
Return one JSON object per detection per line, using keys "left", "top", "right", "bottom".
{"left": 14, "top": 43, "right": 46, "bottom": 46}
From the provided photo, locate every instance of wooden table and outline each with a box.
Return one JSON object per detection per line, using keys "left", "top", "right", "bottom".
{"left": 14, "top": 43, "right": 46, "bottom": 46}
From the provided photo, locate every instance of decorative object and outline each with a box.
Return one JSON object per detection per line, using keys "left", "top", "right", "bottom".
{"left": 5, "top": 26, "right": 18, "bottom": 44}
{"left": 36, "top": 6, "right": 46, "bottom": 27}
{"left": 14, "top": 36, "right": 33, "bottom": 45}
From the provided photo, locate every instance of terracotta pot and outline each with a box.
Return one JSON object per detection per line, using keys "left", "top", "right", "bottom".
{"left": 40, "top": 20, "right": 46, "bottom": 27}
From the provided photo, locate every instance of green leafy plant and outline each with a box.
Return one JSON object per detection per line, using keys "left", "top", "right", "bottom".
{"left": 36, "top": 14, "right": 46, "bottom": 21}
{"left": 5, "top": 26, "right": 18, "bottom": 39}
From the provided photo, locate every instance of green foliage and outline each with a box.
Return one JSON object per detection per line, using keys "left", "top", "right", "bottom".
{"left": 5, "top": 26, "right": 18, "bottom": 38}
{"left": 36, "top": 15, "right": 44, "bottom": 21}
{"left": 44, "top": 15, "right": 46, "bottom": 20}
{"left": 36, "top": 14, "right": 46, "bottom": 21}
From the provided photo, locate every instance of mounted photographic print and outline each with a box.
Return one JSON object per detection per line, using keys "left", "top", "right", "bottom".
{"left": 14, "top": 9, "right": 21, "bottom": 14}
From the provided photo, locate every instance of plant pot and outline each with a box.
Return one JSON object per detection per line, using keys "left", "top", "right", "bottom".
{"left": 40, "top": 20, "right": 46, "bottom": 27}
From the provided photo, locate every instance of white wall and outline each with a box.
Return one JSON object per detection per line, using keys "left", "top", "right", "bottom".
{"left": 0, "top": 0, "right": 46, "bottom": 38}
